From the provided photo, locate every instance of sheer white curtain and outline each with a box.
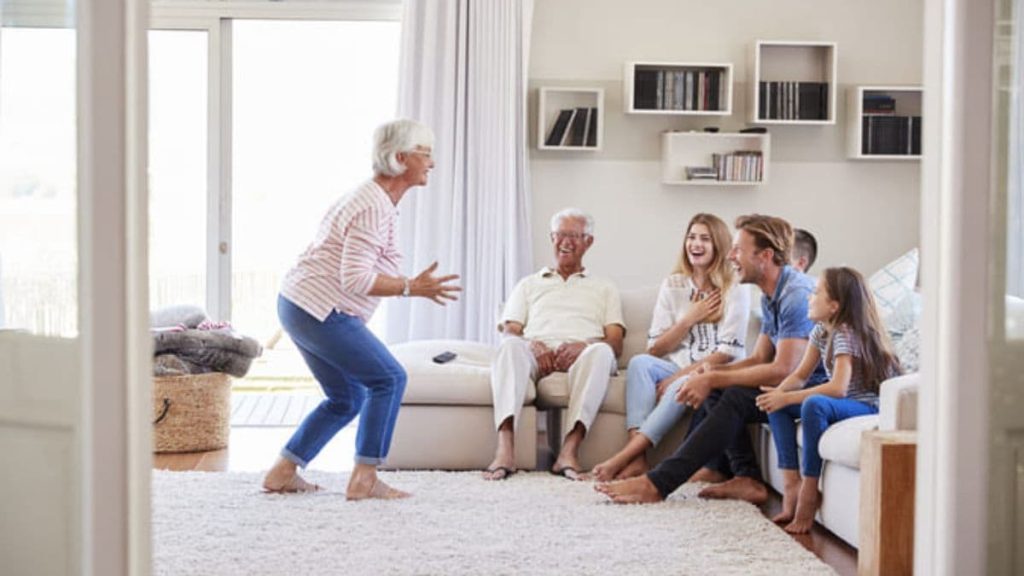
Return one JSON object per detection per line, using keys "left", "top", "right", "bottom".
{"left": 385, "top": 0, "right": 534, "bottom": 344}
{"left": 1009, "top": 0, "right": 1024, "bottom": 297}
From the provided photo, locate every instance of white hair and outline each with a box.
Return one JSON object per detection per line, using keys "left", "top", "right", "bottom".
{"left": 550, "top": 207, "right": 594, "bottom": 235}
{"left": 372, "top": 119, "right": 435, "bottom": 176}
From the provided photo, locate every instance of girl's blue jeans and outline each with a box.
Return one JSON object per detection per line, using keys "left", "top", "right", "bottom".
{"left": 277, "top": 295, "right": 407, "bottom": 467}
{"left": 767, "top": 394, "right": 877, "bottom": 477}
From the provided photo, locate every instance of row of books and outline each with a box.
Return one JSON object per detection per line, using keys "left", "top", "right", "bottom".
{"left": 862, "top": 115, "right": 922, "bottom": 156}
{"left": 544, "top": 107, "right": 599, "bottom": 147}
{"left": 634, "top": 69, "right": 726, "bottom": 112}
{"left": 685, "top": 151, "right": 764, "bottom": 182}
{"left": 758, "top": 81, "right": 829, "bottom": 121}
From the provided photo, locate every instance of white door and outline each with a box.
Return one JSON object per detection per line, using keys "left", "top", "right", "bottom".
{"left": 0, "top": 0, "right": 150, "bottom": 574}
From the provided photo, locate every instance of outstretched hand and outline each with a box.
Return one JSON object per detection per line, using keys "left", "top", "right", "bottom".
{"left": 410, "top": 261, "right": 461, "bottom": 305}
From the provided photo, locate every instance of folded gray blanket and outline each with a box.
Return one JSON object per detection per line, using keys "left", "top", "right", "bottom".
{"left": 153, "top": 329, "right": 262, "bottom": 377}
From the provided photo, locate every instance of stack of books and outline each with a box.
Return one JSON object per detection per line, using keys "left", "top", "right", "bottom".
{"left": 544, "top": 107, "right": 599, "bottom": 147}
{"left": 685, "top": 166, "right": 718, "bottom": 181}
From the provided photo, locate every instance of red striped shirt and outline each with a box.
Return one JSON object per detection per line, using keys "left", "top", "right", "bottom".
{"left": 280, "top": 180, "right": 401, "bottom": 322}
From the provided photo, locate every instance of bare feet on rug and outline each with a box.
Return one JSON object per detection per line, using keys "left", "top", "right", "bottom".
{"left": 686, "top": 466, "right": 728, "bottom": 485}
{"left": 261, "top": 457, "right": 322, "bottom": 494}
{"left": 614, "top": 455, "right": 649, "bottom": 480}
{"left": 590, "top": 454, "right": 629, "bottom": 482}
{"left": 594, "top": 475, "right": 664, "bottom": 504}
{"left": 772, "top": 470, "right": 800, "bottom": 524}
{"left": 346, "top": 464, "right": 411, "bottom": 501}
{"left": 697, "top": 476, "right": 768, "bottom": 505}
{"left": 784, "top": 477, "right": 821, "bottom": 534}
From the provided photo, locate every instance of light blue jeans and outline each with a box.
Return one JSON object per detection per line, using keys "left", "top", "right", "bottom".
{"left": 625, "top": 354, "right": 690, "bottom": 446}
{"left": 767, "top": 394, "right": 878, "bottom": 477}
{"left": 277, "top": 295, "right": 407, "bottom": 467}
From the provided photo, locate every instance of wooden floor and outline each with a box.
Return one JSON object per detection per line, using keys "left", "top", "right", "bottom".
{"left": 155, "top": 426, "right": 856, "bottom": 576}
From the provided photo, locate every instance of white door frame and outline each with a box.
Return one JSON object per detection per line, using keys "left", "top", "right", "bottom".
{"left": 917, "top": 0, "right": 994, "bottom": 573}
{"left": 78, "top": 0, "right": 151, "bottom": 572}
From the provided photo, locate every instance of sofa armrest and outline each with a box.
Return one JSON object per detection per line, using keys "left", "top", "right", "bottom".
{"left": 878, "top": 372, "right": 919, "bottom": 431}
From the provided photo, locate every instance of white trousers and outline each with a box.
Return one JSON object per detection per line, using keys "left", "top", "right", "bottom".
{"left": 491, "top": 337, "right": 617, "bottom": 440}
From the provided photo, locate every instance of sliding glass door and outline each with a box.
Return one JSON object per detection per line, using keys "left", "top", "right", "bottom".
{"left": 149, "top": 29, "right": 209, "bottom": 312}
{"left": 230, "top": 19, "right": 400, "bottom": 342}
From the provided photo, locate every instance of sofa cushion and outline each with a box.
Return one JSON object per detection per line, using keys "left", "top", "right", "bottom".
{"left": 391, "top": 339, "right": 536, "bottom": 406}
{"left": 535, "top": 373, "right": 627, "bottom": 414}
{"left": 869, "top": 248, "right": 919, "bottom": 323}
{"left": 618, "top": 286, "right": 659, "bottom": 369}
{"left": 818, "top": 414, "right": 879, "bottom": 469}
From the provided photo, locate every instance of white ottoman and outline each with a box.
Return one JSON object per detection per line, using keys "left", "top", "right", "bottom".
{"left": 382, "top": 339, "right": 537, "bottom": 470}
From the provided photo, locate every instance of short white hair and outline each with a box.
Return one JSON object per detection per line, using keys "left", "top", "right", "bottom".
{"left": 372, "top": 119, "right": 435, "bottom": 177}
{"left": 550, "top": 207, "right": 594, "bottom": 235}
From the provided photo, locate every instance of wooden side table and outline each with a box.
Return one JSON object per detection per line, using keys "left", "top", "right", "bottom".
{"left": 858, "top": 430, "right": 917, "bottom": 576}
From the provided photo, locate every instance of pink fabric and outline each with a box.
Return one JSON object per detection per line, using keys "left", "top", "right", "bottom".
{"left": 280, "top": 180, "right": 401, "bottom": 323}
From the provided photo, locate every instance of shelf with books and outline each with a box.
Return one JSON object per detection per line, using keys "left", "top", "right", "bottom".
{"left": 661, "top": 131, "right": 770, "bottom": 186}
{"left": 624, "top": 62, "right": 733, "bottom": 115}
{"left": 750, "top": 40, "right": 837, "bottom": 125}
{"left": 537, "top": 87, "right": 603, "bottom": 151}
{"left": 846, "top": 86, "right": 922, "bottom": 160}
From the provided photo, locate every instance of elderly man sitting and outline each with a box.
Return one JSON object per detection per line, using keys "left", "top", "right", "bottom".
{"left": 483, "top": 208, "right": 625, "bottom": 481}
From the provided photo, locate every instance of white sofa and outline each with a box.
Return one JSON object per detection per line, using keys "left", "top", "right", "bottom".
{"left": 384, "top": 285, "right": 920, "bottom": 549}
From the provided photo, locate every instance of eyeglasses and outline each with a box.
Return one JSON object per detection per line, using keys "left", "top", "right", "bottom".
{"left": 407, "top": 148, "right": 433, "bottom": 160}
{"left": 551, "top": 231, "right": 589, "bottom": 241}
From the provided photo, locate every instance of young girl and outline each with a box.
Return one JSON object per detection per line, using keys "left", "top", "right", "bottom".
{"left": 590, "top": 213, "right": 749, "bottom": 481}
{"left": 755, "top": 267, "right": 901, "bottom": 533}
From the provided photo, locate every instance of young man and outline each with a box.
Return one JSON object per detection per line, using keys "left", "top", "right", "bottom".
{"left": 792, "top": 228, "right": 818, "bottom": 273}
{"left": 483, "top": 208, "right": 625, "bottom": 481}
{"left": 597, "top": 214, "right": 826, "bottom": 504}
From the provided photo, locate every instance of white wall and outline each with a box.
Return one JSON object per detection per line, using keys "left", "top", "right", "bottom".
{"left": 528, "top": 0, "right": 923, "bottom": 289}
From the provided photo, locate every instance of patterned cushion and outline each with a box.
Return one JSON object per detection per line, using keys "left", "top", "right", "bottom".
{"left": 869, "top": 248, "right": 919, "bottom": 322}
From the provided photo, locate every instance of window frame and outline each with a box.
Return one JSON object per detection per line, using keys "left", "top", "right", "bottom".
{"left": 149, "top": 0, "right": 402, "bottom": 321}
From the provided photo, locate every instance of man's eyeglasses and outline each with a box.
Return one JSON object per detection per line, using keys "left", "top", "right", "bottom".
{"left": 551, "top": 231, "right": 589, "bottom": 242}
{"left": 407, "top": 148, "right": 433, "bottom": 160}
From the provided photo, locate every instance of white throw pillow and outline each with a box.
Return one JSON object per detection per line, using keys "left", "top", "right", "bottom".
{"left": 869, "top": 248, "right": 919, "bottom": 322}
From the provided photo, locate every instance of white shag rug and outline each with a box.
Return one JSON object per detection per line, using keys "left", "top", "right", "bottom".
{"left": 153, "top": 470, "right": 836, "bottom": 576}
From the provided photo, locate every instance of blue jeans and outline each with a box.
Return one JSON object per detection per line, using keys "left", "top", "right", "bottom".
{"left": 624, "top": 354, "right": 690, "bottom": 446}
{"left": 767, "top": 394, "right": 878, "bottom": 477}
{"left": 277, "top": 295, "right": 407, "bottom": 466}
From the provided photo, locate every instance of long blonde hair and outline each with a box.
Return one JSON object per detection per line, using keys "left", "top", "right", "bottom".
{"left": 821, "top": 267, "right": 902, "bottom": 393}
{"left": 673, "top": 213, "right": 735, "bottom": 323}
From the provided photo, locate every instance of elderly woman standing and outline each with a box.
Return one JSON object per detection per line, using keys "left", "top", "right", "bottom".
{"left": 262, "top": 119, "right": 460, "bottom": 500}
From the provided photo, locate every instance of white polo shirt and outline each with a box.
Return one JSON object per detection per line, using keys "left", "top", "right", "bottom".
{"left": 501, "top": 267, "right": 625, "bottom": 348}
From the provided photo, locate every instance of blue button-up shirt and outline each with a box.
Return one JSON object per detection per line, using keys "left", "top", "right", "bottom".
{"left": 760, "top": 265, "right": 828, "bottom": 385}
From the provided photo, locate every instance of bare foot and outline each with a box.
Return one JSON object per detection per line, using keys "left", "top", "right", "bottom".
{"left": 262, "top": 458, "right": 322, "bottom": 493}
{"left": 613, "top": 454, "right": 649, "bottom": 480}
{"left": 698, "top": 476, "right": 768, "bottom": 505}
{"left": 785, "top": 478, "right": 820, "bottom": 534}
{"left": 346, "top": 477, "right": 411, "bottom": 501}
{"left": 772, "top": 471, "right": 800, "bottom": 524}
{"left": 686, "top": 467, "right": 728, "bottom": 484}
{"left": 590, "top": 458, "right": 624, "bottom": 482}
{"left": 594, "top": 475, "right": 664, "bottom": 504}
